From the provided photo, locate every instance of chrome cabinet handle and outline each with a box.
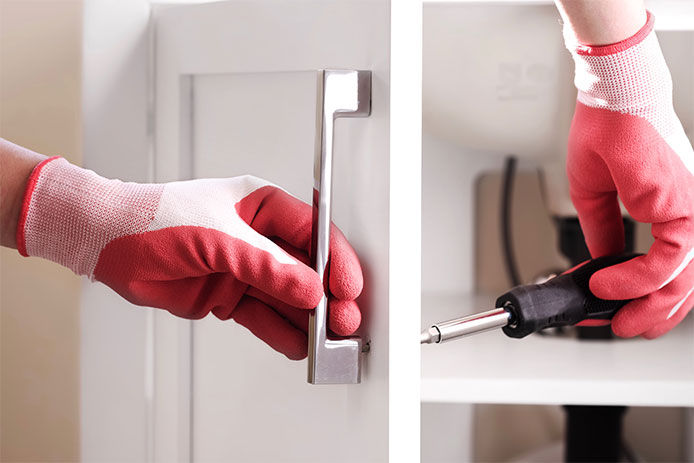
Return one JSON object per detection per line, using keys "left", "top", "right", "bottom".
{"left": 307, "top": 70, "right": 371, "bottom": 385}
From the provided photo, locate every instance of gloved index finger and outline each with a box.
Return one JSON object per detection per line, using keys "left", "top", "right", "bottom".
{"left": 250, "top": 187, "right": 363, "bottom": 301}
{"left": 229, "top": 234, "right": 324, "bottom": 310}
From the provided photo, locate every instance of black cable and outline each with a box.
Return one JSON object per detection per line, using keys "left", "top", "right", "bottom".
{"left": 501, "top": 156, "right": 522, "bottom": 287}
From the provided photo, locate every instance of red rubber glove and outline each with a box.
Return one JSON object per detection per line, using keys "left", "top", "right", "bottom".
{"left": 17, "top": 157, "right": 363, "bottom": 359}
{"left": 564, "top": 12, "right": 694, "bottom": 338}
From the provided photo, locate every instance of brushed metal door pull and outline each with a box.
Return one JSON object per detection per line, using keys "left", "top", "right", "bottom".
{"left": 307, "top": 69, "right": 371, "bottom": 385}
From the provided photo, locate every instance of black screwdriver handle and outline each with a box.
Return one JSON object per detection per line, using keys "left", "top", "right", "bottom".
{"left": 497, "top": 253, "right": 641, "bottom": 339}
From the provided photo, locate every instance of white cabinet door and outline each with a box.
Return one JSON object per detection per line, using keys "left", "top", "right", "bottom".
{"left": 148, "top": 2, "right": 420, "bottom": 462}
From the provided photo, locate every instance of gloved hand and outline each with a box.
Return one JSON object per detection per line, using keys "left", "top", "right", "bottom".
{"left": 17, "top": 157, "right": 363, "bottom": 359}
{"left": 564, "top": 11, "right": 694, "bottom": 338}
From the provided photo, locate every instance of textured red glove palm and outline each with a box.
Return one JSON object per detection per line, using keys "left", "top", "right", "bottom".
{"left": 18, "top": 157, "right": 363, "bottom": 359}
{"left": 565, "top": 12, "right": 694, "bottom": 338}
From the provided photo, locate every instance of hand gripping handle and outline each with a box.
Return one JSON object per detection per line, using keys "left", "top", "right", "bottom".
{"left": 497, "top": 254, "right": 641, "bottom": 338}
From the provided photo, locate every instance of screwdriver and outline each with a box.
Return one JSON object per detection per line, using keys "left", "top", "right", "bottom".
{"left": 421, "top": 253, "right": 639, "bottom": 344}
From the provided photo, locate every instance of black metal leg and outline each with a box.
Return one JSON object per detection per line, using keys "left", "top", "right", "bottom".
{"left": 555, "top": 217, "right": 636, "bottom": 463}
{"left": 564, "top": 405, "right": 627, "bottom": 462}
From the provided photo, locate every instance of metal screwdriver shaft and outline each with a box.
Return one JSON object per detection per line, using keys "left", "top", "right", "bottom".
{"left": 420, "top": 308, "right": 512, "bottom": 344}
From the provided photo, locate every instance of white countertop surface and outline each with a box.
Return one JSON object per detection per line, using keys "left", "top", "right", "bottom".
{"left": 421, "top": 292, "right": 694, "bottom": 406}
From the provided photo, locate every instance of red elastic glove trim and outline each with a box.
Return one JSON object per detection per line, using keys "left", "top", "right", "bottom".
{"left": 575, "top": 11, "right": 654, "bottom": 56}
{"left": 16, "top": 156, "right": 61, "bottom": 257}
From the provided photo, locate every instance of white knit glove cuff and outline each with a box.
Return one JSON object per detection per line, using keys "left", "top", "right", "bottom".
{"left": 17, "top": 157, "right": 163, "bottom": 278}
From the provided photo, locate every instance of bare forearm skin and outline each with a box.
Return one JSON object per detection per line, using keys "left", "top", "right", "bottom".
{"left": 555, "top": 0, "right": 647, "bottom": 45}
{"left": 0, "top": 138, "right": 46, "bottom": 248}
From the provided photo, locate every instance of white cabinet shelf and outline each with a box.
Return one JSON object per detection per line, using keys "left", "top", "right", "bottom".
{"left": 421, "top": 292, "right": 694, "bottom": 407}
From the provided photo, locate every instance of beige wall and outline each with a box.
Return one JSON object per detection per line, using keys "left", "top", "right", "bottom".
{"left": 0, "top": 1, "right": 82, "bottom": 461}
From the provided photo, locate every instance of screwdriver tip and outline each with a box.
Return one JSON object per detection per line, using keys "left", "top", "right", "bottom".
{"left": 420, "top": 327, "right": 439, "bottom": 344}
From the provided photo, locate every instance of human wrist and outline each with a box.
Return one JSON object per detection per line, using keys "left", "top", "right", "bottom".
{"left": 0, "top": 141, "right": 46, "bottom": 248}
{"left": 1, "top": 172, "right": 30, "bottom": 249}
{"left": 555, "top": 0, "right": 647, "bottom": 47}
{"left": 565, "top": 10, "right": 653, "bottom": 56}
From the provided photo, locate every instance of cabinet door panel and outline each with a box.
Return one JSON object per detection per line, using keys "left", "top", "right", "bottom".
{"left": 154, "top": 2, "right": 391, "bottom": 461}
{"left": 192, "top": 72, "right": 316, "bottom": 196}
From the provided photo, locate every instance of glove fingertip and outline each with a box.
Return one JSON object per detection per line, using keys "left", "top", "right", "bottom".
{"left": 329, "top": 299, "right": 361, "bottom": 336}
{"left": 588, "top": 269, "right": 619, "bottom": 300}
{"left": 610, "top": 319, "right": 639, "bottom": 338}
{"left": 292, "top": 268, "right": 324, "bottom": 309}
{"left": 285, "top": 345, "right": 308, "bottom": 361}
{"left": 330, "top": 271, "right": 364, "bottom": 301}
{"left": 328, "top": 228, "right": 364, "bottom": 300}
